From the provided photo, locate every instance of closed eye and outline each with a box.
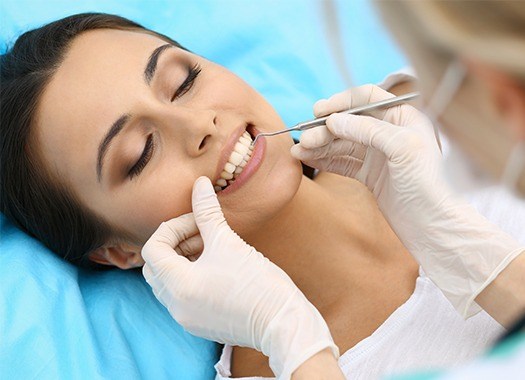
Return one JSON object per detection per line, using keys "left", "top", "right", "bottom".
{"left": 128, "top": 134, "right": 155, "bottom": 179}
{"left": 171, "top": 63, "right": 201, "bottom": 102}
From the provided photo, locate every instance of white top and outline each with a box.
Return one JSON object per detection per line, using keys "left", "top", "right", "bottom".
{"left": 214, "top": 270, "right": 505, "bottom": 380}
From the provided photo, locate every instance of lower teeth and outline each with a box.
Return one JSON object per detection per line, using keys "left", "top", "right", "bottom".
{"left": 217, "top": 165, "right": 246, "bottom": 191}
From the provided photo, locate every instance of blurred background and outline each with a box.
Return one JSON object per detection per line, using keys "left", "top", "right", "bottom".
{"left": 0, "top": 0, "right": 407, "bottom": 128}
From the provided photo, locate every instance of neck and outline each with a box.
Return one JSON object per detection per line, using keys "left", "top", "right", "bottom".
{"left": 243, "top": 175, "right": 417, "bottom": 317}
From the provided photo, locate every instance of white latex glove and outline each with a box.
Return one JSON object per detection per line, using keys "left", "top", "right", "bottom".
{"left": 291, "top": 85, "right": 524, "bottom": 318}
{"left": 142, "top": 177, "right": 338, "bottom": 379}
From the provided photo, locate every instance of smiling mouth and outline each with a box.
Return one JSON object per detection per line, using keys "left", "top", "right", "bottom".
{"left": 214, "top": 127, "right": 255, "bottom": 192}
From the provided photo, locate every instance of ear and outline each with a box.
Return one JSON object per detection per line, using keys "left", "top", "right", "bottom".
{"left": 89, "top": 242, "right": 145, "bottom": 269}
{"left": 465, "top": 60, "right": 525, "bottom": 140}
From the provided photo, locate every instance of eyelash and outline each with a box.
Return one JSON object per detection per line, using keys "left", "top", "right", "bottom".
{"left": 170, "top": 63, "right": 202, "bottom": 102}
{"left": 128, "top": 134, "right": 154, "bottom": 179}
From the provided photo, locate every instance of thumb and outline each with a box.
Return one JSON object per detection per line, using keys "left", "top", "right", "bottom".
{"left": 192, "top": 176, "right": 229, "bottom": 242}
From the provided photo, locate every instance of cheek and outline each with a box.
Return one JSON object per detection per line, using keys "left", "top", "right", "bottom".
{"left": 107, "top": 167, "right": 196, "bottom": 242}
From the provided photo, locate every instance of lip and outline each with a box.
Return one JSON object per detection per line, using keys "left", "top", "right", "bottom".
{"left": 219, "top": 126, "right": 266, "bottom": 196}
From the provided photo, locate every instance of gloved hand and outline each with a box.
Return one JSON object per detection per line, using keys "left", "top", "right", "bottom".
{"left": 142, "top": 177, "right": 338, "bottom": 379}
{"left": 291, "top": 85, "right": 524, "bottom": 318}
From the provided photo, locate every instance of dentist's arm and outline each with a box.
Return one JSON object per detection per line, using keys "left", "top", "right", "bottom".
{"left": 291, "top": 85, "right": 525, "bottom": 326}
{"left": 475, "top": 253, "right": 525, "bottom": 327}
{"left": 142, "top": 177, "right": 343, "bottom": 379}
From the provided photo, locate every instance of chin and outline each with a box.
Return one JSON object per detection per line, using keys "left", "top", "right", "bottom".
{"left": 219, "top": 132, "right": 303, "bottom": 237}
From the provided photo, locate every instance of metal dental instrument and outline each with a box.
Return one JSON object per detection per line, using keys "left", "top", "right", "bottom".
{"left": 251, "top": 92, "right": 420, "bottom": 146}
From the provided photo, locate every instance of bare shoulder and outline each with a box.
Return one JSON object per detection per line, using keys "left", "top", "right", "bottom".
{"left": 230, "top": 346, "right": 273, "bottom": 378}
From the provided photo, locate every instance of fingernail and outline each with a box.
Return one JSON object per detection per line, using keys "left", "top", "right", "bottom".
{"left": 193, "top": 176, "right": 213, "bottom": 194}
{"left": 195, "top": 176, "right": 210, "bottom": 184}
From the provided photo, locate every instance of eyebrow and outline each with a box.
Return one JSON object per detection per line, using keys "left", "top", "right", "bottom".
{"left": 96, "top": 43, "right": 173, "bottom": 182}
{"left": 144, "top": 43, "right": 173, "bottom": 84}
{"left": 97, "top": 114, "right": 130, "bottom": 182}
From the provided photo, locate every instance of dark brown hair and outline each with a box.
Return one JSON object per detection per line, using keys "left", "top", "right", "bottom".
{"left": 0, "top": 13, "right": 185, "bottom": 267}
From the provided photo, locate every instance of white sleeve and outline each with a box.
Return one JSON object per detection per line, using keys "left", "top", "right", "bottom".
{"left": 377, "top": 67, "right": 416, "bottom": 91}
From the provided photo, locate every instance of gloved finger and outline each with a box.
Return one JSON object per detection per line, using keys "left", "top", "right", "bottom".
{"left": 328, "top": 156, "right": 364, "bottom": 177}
{"left": 141, "top": 213, "right": 198, "bottom": 268}
{"left": 142, "top": 264, "right": 157, "bottom": 288}
{"left": 291, "top": 139, "right": 367, "bottom": 162}
{"left": 174, "top": 234, "right": 204, "bottom": 260}
{"left": 342, "top": 85, "right": 397, "bottom": 121}
{"left": 142, "top": 264, "right": 171, "bottom": 309}
{"left": 313, "top": 88, "right": 360, "bottom": 117}
{"left": 313, "top": 85, "right": 394, "bottom": 119}
{"left": 300, "top": 155, "right": 364, "bottom": 178}
{"left": 192, "top": 176, "right": 229, "bottom": 243}
{"left": 326, "top": 113, "right": 406, "bottom": 161}
{"left": 299, "top": 126, "right": 334, "bottom": 149}
{"left": 298, "top": 139, "right": 366, "bottom": 161}
{"left": 355, "top": 149, "right": 386, "bottom": 187}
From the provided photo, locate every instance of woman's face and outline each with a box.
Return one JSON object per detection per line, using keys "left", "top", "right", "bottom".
{"left": 35, "top": 29, "right": 303, "bottom": 265}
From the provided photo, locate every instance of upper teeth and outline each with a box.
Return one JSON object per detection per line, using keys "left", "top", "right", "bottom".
{"left": 215, "top": 131, "right": 254, "bottom": 191}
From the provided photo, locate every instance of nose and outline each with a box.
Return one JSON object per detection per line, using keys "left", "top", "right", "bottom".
{"left": 162, "top": 106, "right": 217, "bottom": 157}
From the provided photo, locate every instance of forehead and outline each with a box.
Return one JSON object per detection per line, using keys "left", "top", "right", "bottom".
{"left": 41, "top": 28, "right": 167, "bottom": 120}
{"left": 35, "top": 29, "right": 167, "bottom": 182}
{"left": 52, "top": 28, "right": 167, "bottom": 86}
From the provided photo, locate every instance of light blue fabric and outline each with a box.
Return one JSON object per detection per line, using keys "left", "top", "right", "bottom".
{"left": 0, "top": 214, "right": 220, "bottom": 379}
{"left": 0, "top": 1, "right": 406, "bottom": 379}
